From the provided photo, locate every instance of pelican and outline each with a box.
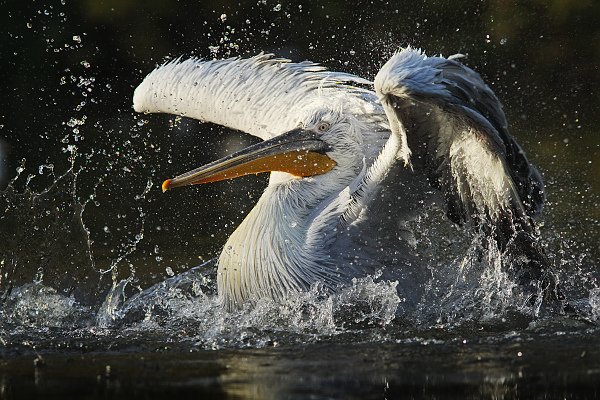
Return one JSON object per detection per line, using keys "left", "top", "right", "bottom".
{"left": 133, "top": 48, "right": 554, "bottom": 310}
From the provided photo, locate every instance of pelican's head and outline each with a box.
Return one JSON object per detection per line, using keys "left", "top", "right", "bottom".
{"left": 162, "top": 104, "right": 365, "bottom": 192}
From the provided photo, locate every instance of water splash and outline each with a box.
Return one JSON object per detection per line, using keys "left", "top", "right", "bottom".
{"left": 1, "top": 283, "right": 91, "bottom": 329}
{"left": 589, "top": 288, "right": 600, "bottom": 322}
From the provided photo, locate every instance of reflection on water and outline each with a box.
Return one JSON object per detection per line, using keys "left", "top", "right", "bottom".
{"left": 2, "top": 334, "right": 600, "bottom": 399}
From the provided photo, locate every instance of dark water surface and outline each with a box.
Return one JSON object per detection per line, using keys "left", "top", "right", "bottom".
{"left": 3, "top": 330, "right": 600, "bottom": 399}
{"left": 2, "top": 1, "right": 600, "bottom": 399}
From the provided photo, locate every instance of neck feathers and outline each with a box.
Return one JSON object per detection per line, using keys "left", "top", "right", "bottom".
{"left": 216, "top": 178, "right": 347, "bottom": 309}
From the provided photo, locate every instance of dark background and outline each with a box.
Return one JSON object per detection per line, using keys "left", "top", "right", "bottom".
{"left": 1, "top": 0, "right": 599, "bottom": 303}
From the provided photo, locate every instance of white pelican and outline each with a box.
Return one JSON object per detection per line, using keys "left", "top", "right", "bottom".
{"left": 133, "top": 48, "right": 554, "bottom": 310}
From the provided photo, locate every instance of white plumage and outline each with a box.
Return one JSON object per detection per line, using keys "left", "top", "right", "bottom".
{"left": 133, "top": 54, "right": 373, "bottom": 140}
{"left": 133, "top": 48, "right": 547, "bottom": 309}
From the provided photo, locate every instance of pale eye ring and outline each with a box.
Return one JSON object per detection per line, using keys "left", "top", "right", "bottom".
{"left": 317, "top": 122, "right": 330, "bottom": 132}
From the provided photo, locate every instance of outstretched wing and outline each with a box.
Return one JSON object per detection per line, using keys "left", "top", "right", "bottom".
{"left": 373, "top": 48, "right": 560, "bottom": 302}
{"left": 133, "top": 53, "right": 372, "bottom": 140}
{"left": 374, "top": 48, "right": 544, "bottom": 235}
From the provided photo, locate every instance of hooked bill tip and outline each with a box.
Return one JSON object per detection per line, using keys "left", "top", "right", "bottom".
{"left": 162, "top": 179, "right": 172, "bottom": 193}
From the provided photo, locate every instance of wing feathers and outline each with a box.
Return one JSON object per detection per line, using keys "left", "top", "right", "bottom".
{"left": 134, "top": 54, "right": 371, "bottom": 140}
{"left": 374, "top": 48, "right": 544, "bottom": 230}
{"left": 374, "top": 49, "right": 561, "bottom": 301}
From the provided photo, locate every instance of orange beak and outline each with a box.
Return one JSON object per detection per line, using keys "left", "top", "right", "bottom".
{"left": 162, "top": 128, "right": 337, "bottom": 192}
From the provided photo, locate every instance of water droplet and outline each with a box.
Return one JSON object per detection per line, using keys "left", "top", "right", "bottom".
{"left": 500, "top": 37, "right": 507, "bottom": 45}
{"left": 220, "top": 13, "right": 227, "bottom": 22}
{"left": 165, "top": 266, "right": 174, "bottom": 276}
{"left": 273, "top": 3, "right": 282, "bottom": 11}
{"left": 72, "top": 35, "right": 81, "bottom": 43}
{"left": 26, "top": 22, "right": 32, "bottom": 29}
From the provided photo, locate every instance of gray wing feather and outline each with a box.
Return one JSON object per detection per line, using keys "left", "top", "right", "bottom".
{"left": 374, "top": 49, "right": 560, "bottom": 303}
{"left": 375, "top": 48, "right": 544, "bottom": 229}
{"left": 436, "top": 60, "right": 545, "bottom": 217}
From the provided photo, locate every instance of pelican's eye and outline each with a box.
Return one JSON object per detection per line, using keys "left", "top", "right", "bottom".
{"left": 317, "top": 122, "right": 330, "bottom": 132}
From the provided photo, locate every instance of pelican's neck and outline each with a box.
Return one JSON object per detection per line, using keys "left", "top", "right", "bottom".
{"left": 216, "top": 172, "right": 350, "bottom": 308}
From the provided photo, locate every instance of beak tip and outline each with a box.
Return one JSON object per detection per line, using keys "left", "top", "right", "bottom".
{"left": 162, "top": 179, "right": 172, "bottom": 193}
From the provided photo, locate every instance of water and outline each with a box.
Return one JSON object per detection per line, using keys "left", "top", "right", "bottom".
{"left": 1, "top": 291, "right": 600, "bottom": 399}
{"left": 3, "top": 334, "right": 600, "bottom": 399}
{"left": 2, "top": 1, "right": 600, "bottom": 398}
{"left": 1, "top": 252, "right": 599, "bottom": 398}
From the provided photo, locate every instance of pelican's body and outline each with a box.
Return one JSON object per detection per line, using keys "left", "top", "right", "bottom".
{"left": 133, "top": 49, "right": 549, "bottom": 309}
